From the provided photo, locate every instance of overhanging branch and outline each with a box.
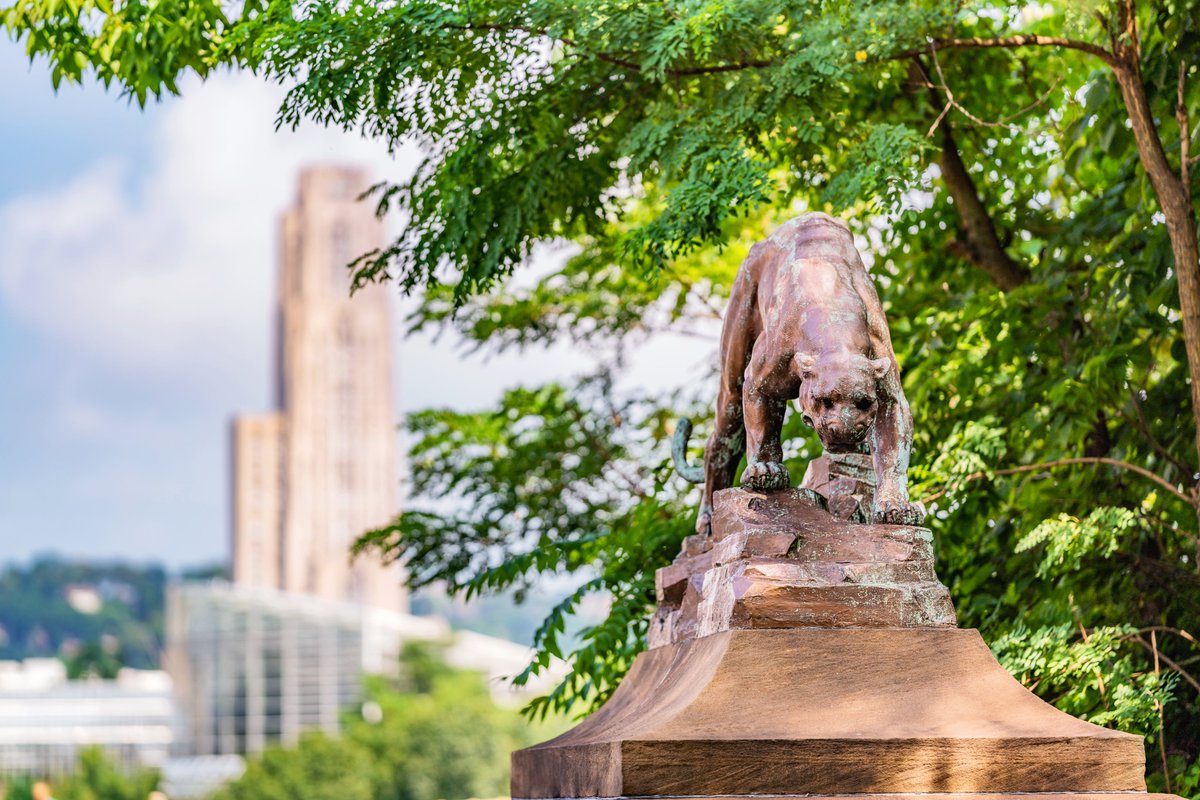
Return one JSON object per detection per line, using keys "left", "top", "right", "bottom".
{"left": 892, "top": 35, "right": 1119, "bottom": 69}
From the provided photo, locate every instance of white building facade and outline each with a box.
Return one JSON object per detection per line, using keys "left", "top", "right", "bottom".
{"left": 0, "top": 660, "right": 174, "bottom": 778}
{"left": 166, "top": 581, "right": 556, "bottom": 757}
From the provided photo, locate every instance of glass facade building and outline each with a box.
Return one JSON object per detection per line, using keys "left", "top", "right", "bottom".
{"left": 0, "top": 660, "right": 174, "bottom": 778}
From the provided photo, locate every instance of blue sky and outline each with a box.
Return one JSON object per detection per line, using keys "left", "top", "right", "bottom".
{"left": 0, "top": 42, "right": 711, "bottom": 570}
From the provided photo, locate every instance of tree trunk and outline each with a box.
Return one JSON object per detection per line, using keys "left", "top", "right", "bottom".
{"left": 936, "top": 122, "right": 1031, "bottom": 291}
{"left": 1112, "top": 60, "right": 1200, "bottom": 477}
{"left": 905, "top": 59, "right": 1030, "bottom": 291}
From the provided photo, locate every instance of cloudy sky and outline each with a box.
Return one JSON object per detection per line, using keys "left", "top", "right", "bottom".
{"left": 0, "top": 43, "right": 711, "bottom": 569}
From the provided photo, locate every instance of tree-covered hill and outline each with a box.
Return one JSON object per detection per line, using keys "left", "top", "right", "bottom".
{"left": 0, "top": 557, "right": 168, "bottom": 671}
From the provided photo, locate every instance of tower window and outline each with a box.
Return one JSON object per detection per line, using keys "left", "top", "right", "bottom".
{"left": 331, "top": 222, "right": 351, "bottom": 289}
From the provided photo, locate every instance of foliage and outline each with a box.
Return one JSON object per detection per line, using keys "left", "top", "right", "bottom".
{"left": 54, "top": 748, "right": 160, "bottom": 800}
{"left": 0, "top": 557, "right": 165, "bottom": 670}
{"left": 8, "top": 0, "right": 1200, "bottom": 791}
{"left": 1015, "top": 507, "right": 1139, "bottom": 578}
{"left": 1, "top": 747, "right": 162, "bottom": 800}
{"left": 356, "top": 376, "right": 693, "bottom": 717}
{"left": 63, "top": 640, "right": 126, "bottom": 680}
{"left": 354, "top": 2, "right": 1200, "bottom": 790}
{"left": 216, "top": 731, "right": 375, "bottom": 800}
{"left": 3, "top": 0, "right": 957, "bottom": 298}
{"left": 216, "top": 641, "right": 555, "bottom": 800}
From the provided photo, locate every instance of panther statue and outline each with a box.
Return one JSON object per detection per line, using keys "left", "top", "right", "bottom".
{"left": 674, "top": 212, "right": 925, "bottom": 535}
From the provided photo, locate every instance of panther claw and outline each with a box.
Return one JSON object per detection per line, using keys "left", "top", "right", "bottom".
{"left": 872, "top": 498, "right": 926, "bottom": 526}
{"left": 742, "top": 461, "right": 791, "bottom": 491}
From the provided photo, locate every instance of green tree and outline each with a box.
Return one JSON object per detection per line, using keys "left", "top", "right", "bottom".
{"left": 64, "top": 641, "right": 125, "bottom": 680}
{"left": 215, "top": 642, "right": 552, "bottom": 800}
{"left": 53, "top": 747, "right": 160, "bottom": 800}
{"left": 0, "top": 558, "right": 166, "bottom": 669}
{"left": 216, "top": 732, "right": 375, "bottom": 800}
{"left": 2, "top": 777, "right": 36, "bottom": 800}
{"left": 350, "top": 642, "right": 545, "bottom": 800}
{"left": 7, "top": 0, "right": 1200, "bottom": 791}
{"left": 2, "top": 750, "right": 159, "bottom": 800}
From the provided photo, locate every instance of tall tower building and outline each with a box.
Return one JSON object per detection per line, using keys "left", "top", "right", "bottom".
{"left": 231, "top": 165, "right": 406, "bottom": 613}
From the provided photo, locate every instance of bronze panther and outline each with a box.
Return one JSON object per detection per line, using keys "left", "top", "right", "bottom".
{"left": 674, "top": 212, "right": 925, "bottom": 535}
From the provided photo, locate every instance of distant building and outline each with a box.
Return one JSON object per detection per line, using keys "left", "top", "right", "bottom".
{"left": 165, "top": 581, "right": 558, "bottom": 758}
{"left": 0, "top": 659, "right": 173, "bottom": 777}
{"left": 159, "top": 755, "right": 246, "bottom": 800}
{"left": 231, "top": 165, "right": 405, "bottom": 613}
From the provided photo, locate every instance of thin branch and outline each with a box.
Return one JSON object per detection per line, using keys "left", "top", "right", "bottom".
{"left": 891, "top": 35, "right": 1119, "bottom": 69}
{"left": 907, "top": 57, "right": 1030, "bottom": 289}
{"left": 926, "top": 99, "right": 952, "bottom": 138}
{"left": 1069, "top": 593, "right": 1109, "bottom": 710}
{"left": 1136, "top": 625, "right": 1199, "bottom": 646}
{"left": 1149, "top": 630, "right": 1172, "bottom": 792}
{"left": 1125, "top": 386, "right": 1192, "bottom": 477}
{"left": 926, "top": 43, "right": 1065, "bottom": 131}
{"left": 920, "top": 456, "right": 1194, "bottom": 506}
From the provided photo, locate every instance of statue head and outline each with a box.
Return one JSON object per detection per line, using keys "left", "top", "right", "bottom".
{"left": 795, "top": 352, "right": 888, "bottom": 452}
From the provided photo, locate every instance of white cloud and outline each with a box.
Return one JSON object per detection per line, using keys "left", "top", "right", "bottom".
{"left": 0, "top": 69, "right": 713, "bottom": 416}
{"left": 0, "top": 72, "right": 417, "bottom": 398}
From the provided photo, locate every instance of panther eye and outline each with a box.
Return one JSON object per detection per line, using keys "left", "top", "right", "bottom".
{"left": 802, "top": 415, "right": 814, "bottom": 427}
{"left": 821, "top": 397, "right": 834, "bottom": 410}
{"left": 855, "top": 397, "right": 874, "bottom": 411}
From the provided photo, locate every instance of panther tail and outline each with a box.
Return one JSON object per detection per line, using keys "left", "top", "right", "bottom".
{"left": 672, "top": 418, "right": 705, "bottom": 484}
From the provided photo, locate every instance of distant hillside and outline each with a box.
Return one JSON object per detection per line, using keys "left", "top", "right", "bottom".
{"left": 0, "top": 558, "right": 587, "bottom": 673}
{"left": 0, "top": 557, "right": 171, "bottom": 670}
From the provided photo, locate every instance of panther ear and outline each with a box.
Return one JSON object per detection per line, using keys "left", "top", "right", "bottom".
{"left": 794, "top": 352, "right": 817, "bottom": 379}
{"left": 870, "top": 357, "right": 891, "bottom": 380}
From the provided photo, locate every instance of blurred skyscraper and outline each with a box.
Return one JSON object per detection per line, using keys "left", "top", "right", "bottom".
{"left": 231, "top": 166, "right": 405, "bottom": 613}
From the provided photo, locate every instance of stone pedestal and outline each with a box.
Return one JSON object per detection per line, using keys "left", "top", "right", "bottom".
{"left": 649, "top": 488, "right": 955, "bottom": 646}
{"left": 511, "top": 488, "right": 1179, "bottom": 800}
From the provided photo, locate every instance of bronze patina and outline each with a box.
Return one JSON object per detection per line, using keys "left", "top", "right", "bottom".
{"left": 675, "top": 212, "right": 924, "bottom": 535}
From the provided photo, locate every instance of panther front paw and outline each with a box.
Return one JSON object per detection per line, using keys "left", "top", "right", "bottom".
{"left": 872, "top": 497, "right": 927, "bottom": 526}
{"left": 741, "top": 461, "right": 791, "bottom": 491}
{"left": 695, "top": 504, "right": 713, "bottom": 537}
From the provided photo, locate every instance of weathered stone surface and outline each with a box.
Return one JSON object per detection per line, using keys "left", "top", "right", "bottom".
{"left": 511, "top": 628, "right": 1148, "bottom": 798}
{"left": 650, "top": 488, "right": 955, "bottom": 645}
{"left": 801, "top": 449, "right": 876, "bottom": 522}
{"left": 654, "top": 552, "right": 710, "bottom": 605}
{"left": 711, "top": 486, "right": 929, "bottom": 554}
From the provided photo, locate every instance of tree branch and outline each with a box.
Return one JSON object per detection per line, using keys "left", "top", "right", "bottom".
{"left": 1125, "top": 386, "right": 1192, "bottom": 477}
{"left": 907, "top": 58, "right": 1030, "bottom": 290}
{"left": 920, "top": 456, "right": 1193, "bottom": 506}
{"left": 1131, "top": 633, "right": 1200, "bottom": 695}
{"left": 892, "top": 35, "right": 1119, "bottom": 69}
{"left": 924, "top": 45, "right": 1065, "bottom": 131}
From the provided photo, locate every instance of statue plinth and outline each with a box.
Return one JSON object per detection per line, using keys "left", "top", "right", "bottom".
{"left": 649, "top": 488, "right": 955, "bottom": 646}
{"left": 511, "top": 489, "right": 1173, "bottom": 800}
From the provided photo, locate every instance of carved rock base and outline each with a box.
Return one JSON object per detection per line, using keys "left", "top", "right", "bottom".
{"left": 650, "top": 487, "right": 954, "bottom": 646}
{"left": 511, "top": 628, "right": 1149, "bottom": 799}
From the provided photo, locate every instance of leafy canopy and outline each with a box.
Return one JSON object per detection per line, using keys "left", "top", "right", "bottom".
{"left": 4, "top": 0, "right": 951, "bottom": 296}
